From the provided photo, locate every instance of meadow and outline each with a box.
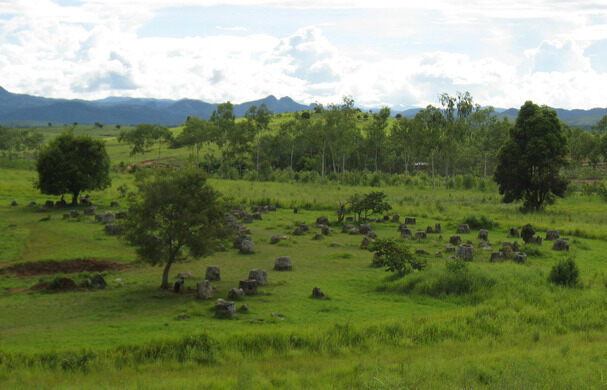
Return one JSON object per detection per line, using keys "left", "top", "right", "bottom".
{"left": 1, "top": 128, "right": 607, "bottom": 389}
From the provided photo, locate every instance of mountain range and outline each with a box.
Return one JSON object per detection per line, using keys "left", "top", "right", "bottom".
{"left": 0, "top": 86, "right": 605, "bottom": 129}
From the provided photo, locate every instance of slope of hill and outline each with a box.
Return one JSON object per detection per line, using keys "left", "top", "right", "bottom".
{"left": 0, "top": 87, "right": 313, "bottom": 127}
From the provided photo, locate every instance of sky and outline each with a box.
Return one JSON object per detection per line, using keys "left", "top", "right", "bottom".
{"left": 1, "top": 0, "right": 607, "bottom": 109}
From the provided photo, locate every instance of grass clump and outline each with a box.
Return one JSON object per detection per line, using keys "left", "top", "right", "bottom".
{"left": 548, "top": 257, "right": 580, "bottom": 287}
{"left": 462, "top": 215, "right": 498, "bottom": 230}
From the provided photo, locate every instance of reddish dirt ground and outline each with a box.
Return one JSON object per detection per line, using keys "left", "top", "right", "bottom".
{"left": 0, "top": 258, "right": 129, "bottom": 277}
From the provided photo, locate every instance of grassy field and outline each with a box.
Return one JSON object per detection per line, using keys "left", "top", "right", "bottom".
{"left": 1, "top": 131, "right": 607, "bottom": 389}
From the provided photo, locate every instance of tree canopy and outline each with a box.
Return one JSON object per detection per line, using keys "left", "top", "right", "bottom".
{"left": 494, "top": 101, "right": 568, "bottom": 211}
{"left": 120, "top": 169, "right": 232, "bottom": 289}
{"left": 36, "top": 130, "right": 111, "bottom": 205}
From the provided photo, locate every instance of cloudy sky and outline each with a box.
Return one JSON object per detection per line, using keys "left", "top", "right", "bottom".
{"left": 1, "top": 0, "right": 607, "bottom": 109}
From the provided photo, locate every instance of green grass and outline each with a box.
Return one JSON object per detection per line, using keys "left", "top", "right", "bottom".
{"left": 1, "top": 132, "right": 607, "bottom": 388}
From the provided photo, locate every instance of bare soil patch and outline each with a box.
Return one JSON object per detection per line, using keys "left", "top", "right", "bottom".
{"left": 0, "top": 258, "right": 129, "bottom": 277}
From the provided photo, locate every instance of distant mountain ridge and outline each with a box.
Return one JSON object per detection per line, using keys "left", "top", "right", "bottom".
{"left": 0, "top": 86, "right": 313, "bottom": 127}
{"left": 0, "top": 86, "right": 605, "bottom": 129}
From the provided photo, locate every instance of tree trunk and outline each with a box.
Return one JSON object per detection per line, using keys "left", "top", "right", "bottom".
{"left": 71, "top": 191, "right": 79, "bottom": 206}
{"left": 290, "top": 142, "right": 294, "bottom": 175}
{"left": 431, "top": 152, "right": 435, "bottom": 189}
{"left": 483, "top": 152, "right": 487, "bottom": 178}
{"left": 161, "top": 259, "right": 174, "bottom": 289}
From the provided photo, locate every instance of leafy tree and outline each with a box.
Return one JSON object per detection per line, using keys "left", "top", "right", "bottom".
{"left": 366, "top": 107, "right": 390, "bottom": 171}
{"left": 36, "top": 130, "right": 111, "bottom": 205}
{"left": 548, "top": 257, "right": 580, "bottom": 287}
{"left": 245, "top": 103, "right": 273, "bottom": 173}
{"left": 121, "top": 169, "right": 232, "bottom": 289}
{"left": 592, "top": 114, "right": 607, "bottom": 134}
{"left": 347, "top": 191, "right": 391, "bottom": 222}
{"left": 368, "top": 239, "right": 425, "bottom": 275}
{"left": 175, "top": 117, "right": 219, "bottom": 166}
{"left": 494, "top": 101, "right": 568, "bottom": 211}
{"left": 119, "top": 124, "right": 172, "bottom": 158}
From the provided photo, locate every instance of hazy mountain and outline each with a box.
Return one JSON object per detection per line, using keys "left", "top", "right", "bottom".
{"left": 0, "top": 87, "right": 313, "bottom": 127}
{"left": 1, "top": 86, "right": 605, "bottom": 129}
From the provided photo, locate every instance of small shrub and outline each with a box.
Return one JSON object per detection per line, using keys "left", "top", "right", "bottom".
{"left": 368, "top": 239, "right": 426, "bottom": 275}
{"left": 463, "top": 215, "right": 498, "bottom": 230}
{"left": 548, "top": 258, "right": 580, "bottom": 287}
{"left": 521, "top": 224, "right": 535, "bottom": 243}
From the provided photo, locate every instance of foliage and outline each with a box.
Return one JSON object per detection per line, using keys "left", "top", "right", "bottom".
{"left": 462, "top": 215, "right": 499, "bottom": 230}
{"left": 35, "top": 130, "right": 111, "bottom": 204}
{"left": 118, "top": 124, "right": 173, "bottom": 157}
{"left": 521, "top": 224, "right": 535, "bottom": 243}
{"left": 494, "top": 101, "right": 569, "bottom": 211}
{"left": 368, "top": 238, "right": 425, "bottom": 275}
{"left": 0, "top": 126, "right": 44, "bottom": 159}
{"left": 548, "top": 257, "right": 580, "bottom": 287}
{"left": 348, "top": 191, "right": 392, "bottom": 221}
{"left": 120, "top": 168, "right": 232, "bottom": 288}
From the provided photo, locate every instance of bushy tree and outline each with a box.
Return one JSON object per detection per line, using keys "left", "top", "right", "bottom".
{"left": 548, "top": 258, "right": 580, "bottom": 287}
{"left": 36, "top": 130, "right": 111, "bottom": 205}
{"left": 368, "top": 239, "right": 425, "bottom": 275}
{"left": 120, "top": 169, "right": 232, "bottom": 289}
{"left": 494, "top": 101, "right": 568, "bottom": 211}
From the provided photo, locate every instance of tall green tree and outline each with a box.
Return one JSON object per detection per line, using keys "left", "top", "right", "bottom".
{"left": 36, "top": 130, "right": 111, "bottom": 205}
{"left": 366, "top": 107, "right": 390, "bottom": 171}
{"left": 121, "top": 169, "right": 232, "bottom": 289}
{"left": 494, "top": 101, "right": 568, "bottom": 211}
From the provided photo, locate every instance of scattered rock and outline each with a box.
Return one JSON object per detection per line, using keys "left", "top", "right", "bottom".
{"left": 391, "top": 214, "right": 400, "bottom": 223}
{"left": 10, "top": 200, "right": 18, "bottom": 206}
{"left": 456, "top": 244, "right": 474, "bottom": 261}
{"left": 70, "top": 209, "right": 80, "bottom": 218}
{"left": 478, "top": 241, "right": 491, "bottom": 249}
{"left": 312, "top": 232, "right": 322, "bottom": 240}
{"left": 501, "top": 245, "right": 513, "bottom": 259}
{"left": 316, "top": 216, "right": 329, "bottom": 225}
{"left": 195, "top": 280, "right": 214, "bottom": 299}
{"left": 415, "top": 249, "right": 428, "bottom": 255}
{"left": 434, "top": 223, "right": 442, "bottom": 233}
{"left": 342, "top": 224, "right": 355, "bottom": 233}
{"left": 248, "top": 269, "right": 268, "bottom": 286}
{"left": 239, "top": 304, "right": 249, "bottom": 313}
{"left": 345, "top": 216, "right": 354, "bottom": 222}
{"left": 404, "top": 217, "right": 416, "bottom": 225}
{"left": 63, "top": 213, "right": 70, "bottom": 219}
{"left": 239, "top": 238, "right": 254, "bottom": 254}
{"left": 552, "top": 239, "right": 569, "bottom": 251}
{"left": 116, "top": 210, "right": 127, "bottom": 219}
{"left": 457, "top": 224, "right": 471, "bottom": 234}
{"left": 178, "top": 271, "right": 193, "bottom": 279}
{"left": 110, "top": 201, "right": 119, "bottom": 207}
{"left": 274, "top": 256, "right": 293, "bottom": 271}
{"left": 252, "top": 213, "right": 262, "bottom": 220}
{"left": 90, "top": 273, "right": 106, "bottom": 289}
{"left": 513, "top": 252, "right": 527, "bottom": 263}
{"left": 529, "top": 236, "right": 543, "bottom": 245}
{"left": 101, "top": 211, "right": 115, "bottom": 224}
{"left": 445, "top": 245, "right": 455, "bottom": 253}
{"left": 270, "top": 235, "right": 281, "bottom": 244}
{"left": 449, "top": 235, "right": 462, "bottom": 246}
{"left": 366, "top": 231, "right": 377, "bottom": 239}
{"left": 320, "top": 225, "right": 331, "bottom": 235}
{"left": 239, "top": 279, "right": 258, "bottom": 295}
{"left": 415, "top": 231, "right": 427, "bottom": 239}
{"left": 312, "top": 286, "right": 325, "bottom": 298}
{"left": 227, "top": 288, "right": 245, "bottom": 300}
{"left": 293, "top": 207, "right": 299, "bottom": 214}
{"left": 205, "top": 266, "right": 220, "bottom": 281}
{"left": 478, "top": 229, "right": 489, "bottom": 241}
{"left": 400, "top": 228, "right": 412, "bottom": 239}
{"left": 330, "top": 242, "right": 342, "bottom": 247}
{"left": 426, "top": 226, "right": 434, "bottom": 234}
{"left": 84, "top": 206, "right": 97, "bottom": 215}
{"left": 47, "top": 277, "right": 77, "bottom": 291}
{"left": 490, "top": 252, "right": 505, "bottom": 263}
{"left": 435, "top": 251, "right": 443, "bottom": 258}
{"left": 359, "top": 224, "right": 372, "bottom": 235}
{"left": 546, "top": 230, "right": 560, "bottom": 240}
{"left": 27, "top": 201, "right": 36, "bottom": 207}
{"left": 44, "top": 200, "right": 55, "bottom": 208}
{"left": 215, "top": 299, "right": 236, "bottom": 318}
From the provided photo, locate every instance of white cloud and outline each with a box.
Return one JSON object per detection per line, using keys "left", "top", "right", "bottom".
{"left": 1, "top": 1, "right": 607, "bottom": 108}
